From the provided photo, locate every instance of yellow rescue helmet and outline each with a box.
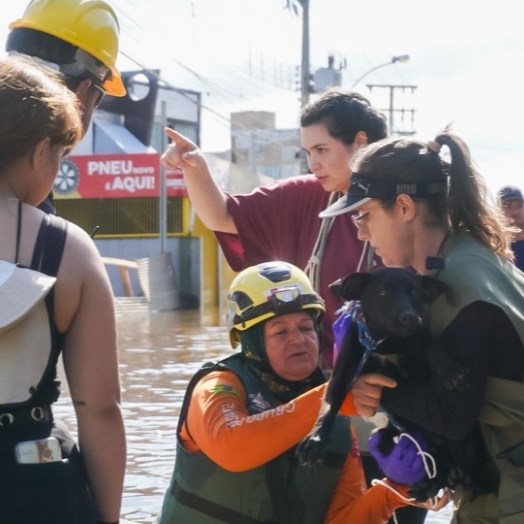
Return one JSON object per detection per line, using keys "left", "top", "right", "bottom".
{"left": 227, "top": 261, "right": 325, "bottom": 348}
{"left": 9, "top": 0, "right": 125, "bottom": 96}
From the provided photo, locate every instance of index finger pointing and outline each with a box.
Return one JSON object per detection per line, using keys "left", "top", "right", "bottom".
{"left": 164, "top": 127, "right": 184, "bottom": 142}
{"left": 164, "top": 127, "right": 192, "bottom": 145}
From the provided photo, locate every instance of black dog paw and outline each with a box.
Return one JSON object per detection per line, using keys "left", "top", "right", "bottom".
{"left": 408, "top": 479, "right": 442, "bottom": 503}
{"left": 296, "top": 433, "right": 326, "bottom": 466}
{"left": 296, "top": 414, "right": 336, "bottom": 466}
{"left": 447, "top": 466, "right": 472, "bottom": 491}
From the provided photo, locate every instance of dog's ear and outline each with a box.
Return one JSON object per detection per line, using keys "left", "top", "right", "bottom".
{"left": 328, "top": 277, "right": 343, "bottom": 298}
{"left": 420, "top": 275, "right": 456, "bottom": 306}
{"left": 329, "top": 272, "right": 372, "bottom": 301}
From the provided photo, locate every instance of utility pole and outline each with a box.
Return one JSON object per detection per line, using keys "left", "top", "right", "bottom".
{"left": 299, "top": 0, "right": 310, "bottom": 108}
{"left": 367, "top": 84, "right": 417, "bottom": 136}
{"left": 159, "top": 100, "right": 167, "bottom": 253}
{"left": 283, "top": 0, "right": 310, "bottom": 173}
{"left": 284, "top": 0, "right": 310, "bottom": 107}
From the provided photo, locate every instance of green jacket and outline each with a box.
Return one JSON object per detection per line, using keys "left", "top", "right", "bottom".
{"left": 159, "top": 353, "right": 352, "bottom": 524}
{"left": 431, "top": 231, "right": 524, "bottom": 523}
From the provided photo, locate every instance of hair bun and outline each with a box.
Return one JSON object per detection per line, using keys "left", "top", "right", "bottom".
{"left": 427, "top": 140, "right": 441, "bottom": 153}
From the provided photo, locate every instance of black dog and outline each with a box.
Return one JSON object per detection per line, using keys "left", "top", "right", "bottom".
{"left": 298, "top": 267, "right": 475, "bottom": 501}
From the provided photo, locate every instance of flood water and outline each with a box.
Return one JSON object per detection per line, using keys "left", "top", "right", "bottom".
{"left": 54, "top": 307, "right": 453, "bottom": 523}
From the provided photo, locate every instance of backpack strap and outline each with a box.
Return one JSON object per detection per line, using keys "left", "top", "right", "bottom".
{"left": 306, "top": 192, "right": 376, "bottom": 291}
{"left": 28, "top": 214, "right": 68, "bottom": 406}
{"left": 31, "top": 214, "right": 68, "bottom": 278}
{"left": 305, "top": 191, "right": 341, "bottom": 293}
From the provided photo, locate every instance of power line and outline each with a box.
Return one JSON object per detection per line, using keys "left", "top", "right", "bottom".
{"left": 119, "top": 51, "right": 302, "bottom": 150}
{"left": 113, "top": 0, "right": 308, "bottom": 149}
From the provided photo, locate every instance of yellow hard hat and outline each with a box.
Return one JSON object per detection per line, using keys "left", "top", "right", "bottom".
{"left": 227, "top": 262, "right": 325, "bottom": 348}
{"left": 10, "top": 0, "right": 125, "bottom": 96}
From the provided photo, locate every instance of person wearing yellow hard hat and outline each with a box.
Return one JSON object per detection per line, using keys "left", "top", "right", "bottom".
{"left": 6, "top": 0, "right": 126, "bottom": 213}
{"left": 7, "top": 0, "right": 125, "bottom": 130}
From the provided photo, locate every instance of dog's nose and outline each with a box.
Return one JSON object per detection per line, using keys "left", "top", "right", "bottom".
{"left": 399, "top": 311, "right": 421, "bottom": 331}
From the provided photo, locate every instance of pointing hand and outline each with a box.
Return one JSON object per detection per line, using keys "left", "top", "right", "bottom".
{"left": 161, "top": 127, "right": 204, "bottom": 170}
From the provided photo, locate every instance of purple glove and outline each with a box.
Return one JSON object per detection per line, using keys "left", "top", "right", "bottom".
{"left": 332, "top": 307, "right": 352, "bottom": 365}
{"left": 368, "top": 429, "right": 429, "bottom": 485}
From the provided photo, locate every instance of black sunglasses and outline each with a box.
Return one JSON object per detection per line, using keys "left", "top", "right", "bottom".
{"left": 91, "top": 83, "right": 106, "bottom": 108}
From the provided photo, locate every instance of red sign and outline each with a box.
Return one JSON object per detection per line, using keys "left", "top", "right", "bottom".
{"left": 54, "top": 153, "right": 187, "bottom": 199}
{"left": 165, "top": 167, "right": 186, "bottom": 197}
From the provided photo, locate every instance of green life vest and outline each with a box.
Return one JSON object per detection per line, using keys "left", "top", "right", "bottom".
{"left": 159, "top": 353, "right": 352, "bottom": 524}
{"left": 430, "top": 231, "right": 524, "bottom": 523}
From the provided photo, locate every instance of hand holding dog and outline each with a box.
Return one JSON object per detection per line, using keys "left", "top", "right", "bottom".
{"left": 351, "top": 373, "right": 397, "bottom": 417}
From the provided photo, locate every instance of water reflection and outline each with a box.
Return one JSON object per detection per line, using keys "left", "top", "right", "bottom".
{"left": 55, "top": 308, "right": 230, "bottom": 523}
{"left": 54, "top": 308, "right": 452, "bottom": 523}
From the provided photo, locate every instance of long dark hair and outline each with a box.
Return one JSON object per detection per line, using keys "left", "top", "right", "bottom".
{"left": 300, "top": 88, "right": 388, "bottom": 144}
{"left": 353, "top": 127, "right": 512, "bottom": 259}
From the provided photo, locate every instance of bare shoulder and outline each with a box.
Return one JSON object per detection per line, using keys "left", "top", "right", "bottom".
{"left": 54, "top": 220, "right": 112, "bottom": 332}
{"left": 60, "top": 220, "right": 106, "bottom": 274}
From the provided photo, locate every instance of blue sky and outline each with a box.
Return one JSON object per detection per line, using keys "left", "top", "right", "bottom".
{"left": 3, "top": 0, "right": 524, "bottom": 195}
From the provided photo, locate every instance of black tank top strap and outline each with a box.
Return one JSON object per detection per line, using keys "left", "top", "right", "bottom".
{"left": 31, "top": 214, "right": 68, "bottom": 277}
{"left": 28, "top": 214, "right": 68, "bottom": 406}
{"left": 14, "top": 201, "right": 23, "bottom": 264}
